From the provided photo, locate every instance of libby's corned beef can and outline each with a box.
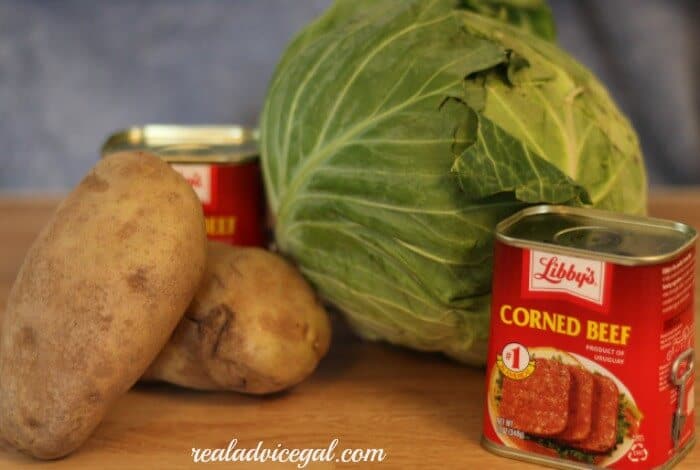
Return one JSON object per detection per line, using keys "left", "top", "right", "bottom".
{"left": 102, "top": 125, "right": 265, "bottom": 246}
{"left": 482, "top": 205, "right": 697, "bottom": 469}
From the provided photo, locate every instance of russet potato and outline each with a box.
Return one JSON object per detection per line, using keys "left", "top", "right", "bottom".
{"left": 143, "top": 241, "right": 331, "bottom": 394}
{"left": 0, "top": 151, "right": 207, "bottom": 459}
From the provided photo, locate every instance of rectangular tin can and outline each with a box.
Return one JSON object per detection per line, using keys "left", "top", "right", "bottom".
{"left": 482, "top": 205, "right": 697, "bottom": 469}
{"left": 102, "top": 125, "right": 265, "bottom": 247}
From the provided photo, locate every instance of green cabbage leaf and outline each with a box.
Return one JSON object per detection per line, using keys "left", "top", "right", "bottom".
{"left": 458, "top": 0, "right": 556, "bottom": 41}
{"left": 260, "top": 0, "right": 646, "bottom": 364}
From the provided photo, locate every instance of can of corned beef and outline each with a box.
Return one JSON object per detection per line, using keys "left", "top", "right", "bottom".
{"left": 482, "top": 205, "right": 697, "bottom": 469}
{"left": 102, "top": 125, "right": 265, "bottom": 246}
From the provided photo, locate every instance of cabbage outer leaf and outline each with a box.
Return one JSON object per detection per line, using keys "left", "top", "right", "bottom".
{"left": 458, "top": 0, "right": 556, "bottom": 41}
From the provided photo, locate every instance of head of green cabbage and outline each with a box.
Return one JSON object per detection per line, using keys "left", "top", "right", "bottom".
{"left": 260, "top": 0, "right": 647, "bottom": 364}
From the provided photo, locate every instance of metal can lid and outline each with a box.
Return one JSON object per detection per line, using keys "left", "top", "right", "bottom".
{"left": 496, "top": 205, "right": 697, "bottom": 265}
{"left": 101, "top": 125, "right": 259, "bottom": 164}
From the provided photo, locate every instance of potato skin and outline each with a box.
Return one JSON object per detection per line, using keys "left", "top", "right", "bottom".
{"left": 143, "top": 241, "right": 331, "bottom": 394}
{"left": 0, "top": 152, "right": 207, "bottom": 459}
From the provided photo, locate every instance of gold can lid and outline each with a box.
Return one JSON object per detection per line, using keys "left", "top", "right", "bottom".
{"left": 101, "top": 125, "right": 259, "bottom": 164}
{"left": 496, "top": 205, "right": 697, "bottom": 265}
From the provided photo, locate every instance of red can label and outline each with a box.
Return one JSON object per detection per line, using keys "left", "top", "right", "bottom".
{"left": 483, "top": 242, "right": 695, "bottom": 468}
{"left": 172, "top": 162, "right": 265, "bottom": 246}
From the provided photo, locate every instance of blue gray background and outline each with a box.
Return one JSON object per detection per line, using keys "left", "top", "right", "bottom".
{"left": 1, "top": 0, "right": 698, "bottom": 190}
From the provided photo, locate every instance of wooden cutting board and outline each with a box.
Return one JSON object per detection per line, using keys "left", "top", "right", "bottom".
{"left": 0, "top": 192, "right": 698, "bottom": 469}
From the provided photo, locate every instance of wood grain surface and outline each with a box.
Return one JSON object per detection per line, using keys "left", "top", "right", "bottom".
{"left": 0, "top": 192, "right": 698, "bottom": 469}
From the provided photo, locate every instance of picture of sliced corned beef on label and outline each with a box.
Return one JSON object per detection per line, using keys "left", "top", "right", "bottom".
{"left": 569, "top": 375, "right": 620, "bottom": 453}
{"left": 500, "top": 358, "right": 571, "bottom": 436}
{"left": 496, "top": 353, "right": 634, "bottom": 461}
{"left": 555, "top": 365, "right": 594, "bottom": 441}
